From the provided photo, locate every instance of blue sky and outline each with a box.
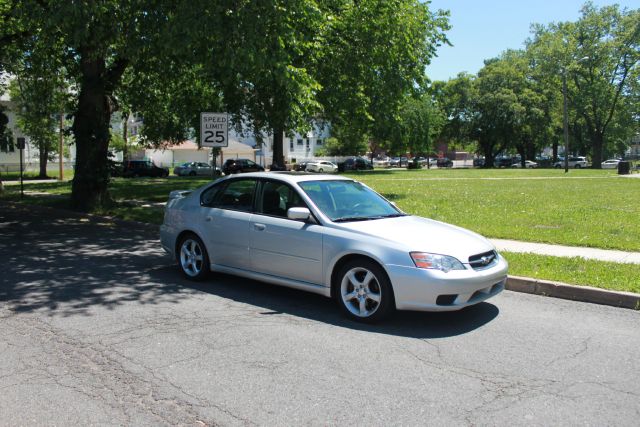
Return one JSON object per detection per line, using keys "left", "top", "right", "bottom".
{"left": 425, "top": 0, "right": 638, "bottom": 81}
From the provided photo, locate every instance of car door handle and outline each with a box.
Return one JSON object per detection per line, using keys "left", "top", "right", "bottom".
{"left": 254, "top": 223, "right": 266, "bottom": 231}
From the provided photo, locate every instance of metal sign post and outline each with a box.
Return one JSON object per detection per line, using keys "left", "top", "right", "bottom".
{"left": 17, "top": 137, "right": 25, "bottom": 199}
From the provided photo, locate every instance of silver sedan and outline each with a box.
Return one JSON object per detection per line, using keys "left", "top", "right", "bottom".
{"left": 160, "top": 172, "right": 507, "bottom": 322}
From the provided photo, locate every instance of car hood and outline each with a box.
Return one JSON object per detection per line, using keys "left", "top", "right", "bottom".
{"left": 333, "top": 215, "right": 495, "bottom": 262}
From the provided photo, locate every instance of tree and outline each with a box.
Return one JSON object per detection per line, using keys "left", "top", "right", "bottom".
{"left": 397, "top": 94, "right": 444, "bottom": 157}
{"left": 527, "top": 3, "right": 640, "bottom": 167}
{"left": 8, "top": 64, "right": 70, "bottom": 178}
{"left": 3, "top": 1, "right": 186, "bottom": 209}
{"left": 317, "top": 0, "right": 450, "bottom": 155}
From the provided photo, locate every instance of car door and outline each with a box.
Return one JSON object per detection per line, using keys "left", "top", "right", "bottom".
{"left": 249, "top": 180, "right": 324, "bottom": 285}
{"left": 200, "top": 178, "right": 257, "bottom": 270}
{"left": 197, "top": 162, "right": 209, "bottom": 176}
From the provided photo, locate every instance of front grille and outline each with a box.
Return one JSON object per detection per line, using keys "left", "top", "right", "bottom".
{"left": 469, "top": 250, "right": 497, "bottom": 270}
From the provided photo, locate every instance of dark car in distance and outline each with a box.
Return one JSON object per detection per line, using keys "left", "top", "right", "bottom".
{"left": 293, "top": 161, "right": 310, "bottom": 171}
{"left": 222, "top": 158, "right": 265, "bottom": 175}
{"left": 122, "top": 160, "right": 169, "bottom": 178}
{"left": 436, "top": 157, "right": 453, "bottom": 168}
{"left": 338, "top": 157, "right": 374, "bottom": 172}
{"left": 495, "top": 156, "right": 516, "bottom": 168}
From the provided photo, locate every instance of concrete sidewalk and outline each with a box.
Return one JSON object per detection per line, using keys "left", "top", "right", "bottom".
{"left": 491, "top": 239, "right": 640, "bottom": 264}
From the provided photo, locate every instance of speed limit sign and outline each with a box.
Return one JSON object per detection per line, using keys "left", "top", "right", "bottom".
{"left": 200, "top": 112, "right": 229, "bottom": 147}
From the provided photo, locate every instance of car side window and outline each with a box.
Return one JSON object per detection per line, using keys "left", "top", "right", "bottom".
{"left": 258, "top": 181, "right": 306, "bottom": 218}
{"left": 211, "top": 179, "right": 256, "bottom": 212}
{"left": 201, "top": 183, "right": 223, "bottom": 207}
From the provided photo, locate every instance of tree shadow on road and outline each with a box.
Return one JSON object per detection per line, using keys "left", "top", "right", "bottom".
{"left": 0, "top": 203, "right": 192, "bottom": 317}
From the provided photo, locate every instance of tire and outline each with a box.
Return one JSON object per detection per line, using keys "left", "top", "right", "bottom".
{"left": 574, "top": 164, "right": 581, "bottom": 169}
{"left": 189, "top": 171, "right": 196, "bottom": 176}
{"left": 554, "top": 164, "right": 561, "bottom": 169}
{"left": 177, "top": 234, "right": 210, "bottom": 281}
{"left": 318, "top": 168, "right": 324, "bottom": 173}
{"left": 334, "top": 259, "right": 394, "bottom": 323}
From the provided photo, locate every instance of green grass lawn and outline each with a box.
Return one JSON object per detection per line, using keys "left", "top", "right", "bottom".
{"left": 347, "top": 168, "right": 640, "bottom": 252}
{"left": 504, "top": 252, "right": 640, "bottom": 294}
{"left": 2, "top": 168, "right": 639, "bottom": 293}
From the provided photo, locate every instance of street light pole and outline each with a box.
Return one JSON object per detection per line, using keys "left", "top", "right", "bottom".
{"left": 59, "top": 111, "right": 64, "bottom": 180}
{"left": 563, "top": 72, "right": 569, "bottom": 173}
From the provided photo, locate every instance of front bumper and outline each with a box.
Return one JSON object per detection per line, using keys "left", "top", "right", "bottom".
{"left": 387, "top": 255, "right": 508, "bottom": 312}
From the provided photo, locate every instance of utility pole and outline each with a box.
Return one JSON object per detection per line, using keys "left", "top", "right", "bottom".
{"left": 563, "top": 72, "right": 569, "bottom": 174}
{"left": 59, "top": 112, "right": 64, "bottom": 180}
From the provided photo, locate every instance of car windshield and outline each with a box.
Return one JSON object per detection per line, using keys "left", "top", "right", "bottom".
{"left": 298, "top": 180, "right": 404, "bottom": 222}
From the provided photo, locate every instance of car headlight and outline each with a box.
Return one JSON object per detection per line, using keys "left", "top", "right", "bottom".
{"left": 410, "top": 252, "right": 466, "bottom": 273}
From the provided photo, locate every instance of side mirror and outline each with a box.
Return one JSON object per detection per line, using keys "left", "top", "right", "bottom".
{"left": 287, "top": 207, "right": 311, "bottom": 221}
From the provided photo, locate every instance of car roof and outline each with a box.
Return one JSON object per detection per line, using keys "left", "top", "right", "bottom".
{"left": 218, "top": 171, "right": 352, "bottom": 184}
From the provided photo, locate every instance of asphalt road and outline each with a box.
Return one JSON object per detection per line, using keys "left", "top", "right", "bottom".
{"left": 1, "top": 202, "right": 639, "bottom": 426}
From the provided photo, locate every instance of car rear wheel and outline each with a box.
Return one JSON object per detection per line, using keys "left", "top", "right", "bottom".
{"left": 318, "top": 168, "right": 324, "bottom": 173}
{"left": 189, "top": 171, "right": 196, "bottom": 176}
{"left": 178, "top": 234, "right": 210, "bottom": 281}
{"left": 335, "top": 259, "right": 394, "bottom": 323}
{"left": 575, "top": 164, "right": 581, "bottom": 168}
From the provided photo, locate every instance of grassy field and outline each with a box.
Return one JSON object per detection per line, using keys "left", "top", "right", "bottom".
{"left": 504, "top": 252, "right": 640, "bottom": 294}
{"left": 347, "top": 168, "right": 640, "bottom": 252}
{"left": 2, "top": 168, "right": 639, "bottom": 293}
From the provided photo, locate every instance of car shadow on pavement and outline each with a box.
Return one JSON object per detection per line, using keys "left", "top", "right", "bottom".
{"left": 149, "top": 266, "right": 500, "bottom": 339}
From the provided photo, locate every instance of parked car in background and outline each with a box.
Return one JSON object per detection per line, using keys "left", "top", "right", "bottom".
{"left": 338, "top": 157, "right": 374, "bottom": 172}
{"left": 373, "top": 157, "right": 391, "bottom": 168}
{"left": 554, "top": 156, "right": 589, "bottom": 169}
{"left": 293, "top": 161, "right": 310, "bottom": 171}
{"left": 306, "top": 160, "right": 338, "bottom": 173}
{"left": 122, "top": 160, "right": 169, "bottom": 178}
{"left": 473, "top": 157, "right": 485, "bottom": 167}
{"left": 511, "top": 160, "right": 538, "bottom": 168}
{"left": 389, "top": 157, "right": 409, "bottom": 167}
{"left": 436, "top": 157, "right": 453, "bottom": 168}
{"left": 601, "top": 159, "right": 621, "bottom": 169}
{"left": 160, "top": 173, "right": 508, "bottom": 322}
{"left": 222, "top": 158, "right": 264, "bottom": 175}
{"left": 108, "top": 160, "right": 123, "bottom": 177}
{"left": 174, "top": 162, "right": 221, "bottom": 176}
{"left": 495, "top": 156, "right": 515, "bottom": 168}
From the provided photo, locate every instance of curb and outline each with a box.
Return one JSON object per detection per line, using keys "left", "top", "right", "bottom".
{"left": 506, "top": 276, "right": 640, "bottom": 310}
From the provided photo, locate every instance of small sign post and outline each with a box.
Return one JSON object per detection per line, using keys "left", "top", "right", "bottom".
{"left": 16, "top": 137, "right": 25, "bottom": 199}
{"left": 201, "top": 113, "right": 228, "bottom": 179}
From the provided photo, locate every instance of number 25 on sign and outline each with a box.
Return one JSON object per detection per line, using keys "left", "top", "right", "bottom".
{"left": 200, "top": 113, "right": 229, "bottom": 147}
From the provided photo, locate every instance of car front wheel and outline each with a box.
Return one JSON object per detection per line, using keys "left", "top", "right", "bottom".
{"left": 335, "top": 259, "right": 394, "bottom": 322}
{"left": 178, "top": 234, "right": 210, "bottom": 281}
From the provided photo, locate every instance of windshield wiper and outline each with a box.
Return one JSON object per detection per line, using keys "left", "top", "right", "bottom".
{"left": 332, "top": 216, "right": 378, "bottom": 223}
{"left": 333, "top": 213, "right": 406, "bottom": 222}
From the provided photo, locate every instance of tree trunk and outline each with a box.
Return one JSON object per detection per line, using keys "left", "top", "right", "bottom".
{"left": 38, "top": 145, "right": 48, "bottom": 178}
{"left": 516, "top": 145, "right": 526, "bottom": 167}
{"left": 592, "top": 132, "right": 604, "bottom": 169}
{"left": 71, "top": 55, "right": 113, "bottom": 211}
{"left": 552, "top": 141, "right": 558, "bottom": 163}
{"left": 122, "top": 113, "right": 128, "bottom": 161}
{"left": 272, "top": 127, "right": 284, "bottom": 168}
